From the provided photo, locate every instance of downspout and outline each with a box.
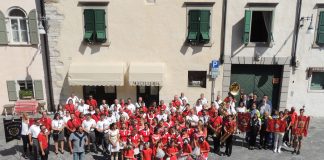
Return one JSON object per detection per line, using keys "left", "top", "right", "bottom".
{"left": 291, "top": 0, "right": 302, "bottom": 68}
{"left": 220, "top": 0, "right": 227, "bottom": 64}
{"left": 40, "top": 0, "right": 55, "bottom": 111}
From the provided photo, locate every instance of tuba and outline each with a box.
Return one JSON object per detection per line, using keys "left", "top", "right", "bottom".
{"left": 229, "top": 82, "right": 240, "bottom": 96}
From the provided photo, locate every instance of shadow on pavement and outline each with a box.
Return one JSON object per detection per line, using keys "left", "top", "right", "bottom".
{"left": 0, "top": 144, "right": 21, "bottom": 156}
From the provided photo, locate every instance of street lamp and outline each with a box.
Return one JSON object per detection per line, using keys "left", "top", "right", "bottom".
{"left": 300, "top": 14, "right": 314, "bottom": 34}
{"left": 38, "top": 16, "right": 47, "bottom": 35}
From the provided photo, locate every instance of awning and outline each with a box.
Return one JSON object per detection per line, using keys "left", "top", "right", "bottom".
{"left": 68, "top": 63, "right": 124, "bottom": 86}
{"left": 129, "top": 63, "right": 165, "bottom": 86}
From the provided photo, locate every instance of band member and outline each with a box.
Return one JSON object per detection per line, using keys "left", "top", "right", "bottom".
{"left": 199, "top": 136, "right": 210, "bottom": 160}
{"left": 208, "top": 110, "right": 222, "bottom": 154}
{"left": 29, "top": 120, "right": 41, "bottom": 160}
{"left": 38, "top": 125, "right": 49, "bottom": 160}
{"left": 249, "top": 113, "right": 261, "bottom": 150}
{"left": 260, "top": 111, "right": 271, "bottom": 149}
{"left": 51, "top": 113, "right": 65, "bottom": 154}
{"left": 66, "top": 113, "right": 81, "bottom": 140}
{"left": 21, "top": 113, "right": 32, "bottom": 159}
{"left": 292, "top": 108, "right": 309, "bottom": 155}
{"left": 40, "top": 111, "right": 52, "bottom": 146}
{"left": 65, "top": 99, "right": 76, "bottom": 114}
{"left": 166, "top": 140, "right": 178, "bottom": 160}
{"left": 223, "top": 115, "right": 236, "bottom": 157}
{"left": 141, "top": 142, "right": 153, "bottom": 160}
{"left": 86, "top": 95, "right": 98, "bottom": 109}
{"left": 82, "top": 113, "right": 97, "bottom": 153}
{"left": 273, "top": 111, "right": 287, "bottom": 153}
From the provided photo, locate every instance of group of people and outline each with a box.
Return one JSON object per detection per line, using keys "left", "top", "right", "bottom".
{"left": 20, "top": 92, "right": 309, "bottom": 160}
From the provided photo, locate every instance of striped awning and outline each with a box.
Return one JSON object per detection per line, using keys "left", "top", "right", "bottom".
{"left": 68, "top": 63, "right": 124, "bottom": 86}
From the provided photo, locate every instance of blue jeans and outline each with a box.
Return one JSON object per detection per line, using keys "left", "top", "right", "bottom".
{"left": 73, "top": 152, "right": 85, "bottom": 160}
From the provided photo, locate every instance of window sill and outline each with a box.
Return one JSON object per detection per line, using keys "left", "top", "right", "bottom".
{"left": 185, "top": 41, "right": 213, "bottom": 47}
{"left": 245, "top": 42, "right": 273, "bottom": 48}
{"left": 307, "top": 88, "right": 324, "bottom": 93}
{"left": 8, "top": 43, "right": 33, "bottom": 46}
{"left": 311, "top": 43, "right": 324, "bottom": 48}
{"left": 83, "top": 40, "right": 110, "bottom": 47}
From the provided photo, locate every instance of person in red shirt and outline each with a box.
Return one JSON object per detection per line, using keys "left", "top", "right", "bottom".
{"left": 65, "top": 99, "right": 76, "bottom": 113}
{"left": 140, "top": 123, "right": 151, "bottom": 143}
{"left": 199, "top": 136, "right": 210, "bottom": 160}
{"left": 180, "top": 139, "right": 192, "bottom": 159}
{"left": 66, "top": 113, "right": 81, "bottom": 136}
{"left": 130, "top": 129, "right": 140, "bottom": 157}
{"left": 38, "top": 125, "right": 49, "bottom": 160}
{"left": 223, "top": 115, "right": 236, "bottom": 157}
{"left": 124, "top": 144, "right": 136, "bottom": 160}
{"left": 91, "top": 108, "right": 101, "bottom": 122}
{"left": 171, "top": 95, "right": 181, "bottom": 108}
{"left": 119, "top": 123, "right": 130, "bottom": 160}
{"left": 146, "top": 110, "right": 156, "bottom": 125}
{"left": 40, "top": 111, "right": 52, "bottom": 146}
{"left": 166, "top": 140, "right": 178, "bottom": 160}
{"left": 141, "top": 142, "right": 153, "bottom": 160}
{"left": 182, "top": 104, "right": 191, "bottom": 117}
{"left": 289, "top": 106, "right": 298, "bottom": 145}
{"left": 208, "top": 110, "right": 222, "bottom": 154}
{"left": 86, "top": 95, "right": 97, "bottom": 109}
{"left": 151, "top": 128, "right": 161, "bottom": 146}
{"left": 161, "top": 128, "right": 171, "bottom": 146}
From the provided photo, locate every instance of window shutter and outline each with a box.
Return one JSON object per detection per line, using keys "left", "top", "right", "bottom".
{"left": 200, "top": 10, "right": 211, "bottom": 42}
{"left": 28, "top": 9, "right": 39, "bottom": 45}
{"left": 0, "top": 11, "right": 8, "bottom": 44}
{"left": 243, "top": 10, "right": 252, "bottom": 45}
{"left": 84, "top": 9, "right": 95, "bottom": 42}
{"left": 187, "top": 10, "right": 200, "bottom": 42}
{"left": 34, "top": 80, "right": 44, "bottom": 100}
{"left": 6, "top": 80, "right": 17, "bottom": 101}
{"left": 95, "top": 9, "right": 107, "bottom": 43}
{"left": 317, "top": 11, "right": 324, "bottom": 45}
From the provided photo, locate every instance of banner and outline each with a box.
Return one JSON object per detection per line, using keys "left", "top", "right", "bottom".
{"left": 266, "top": 119, "right": 287, "bottom": 133}
{"left": 293, "top": 116, "right": 310, "bottom": 137}
{"left": 237, "top": 112, "right": 251, "bottom": 132}
{"left": 3, "top": 118, "right": 22, "bottom": 143}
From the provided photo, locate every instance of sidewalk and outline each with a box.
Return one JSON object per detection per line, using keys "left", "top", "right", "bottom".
{"left": 0, "top": 116, "right": 323, "bottom": 160}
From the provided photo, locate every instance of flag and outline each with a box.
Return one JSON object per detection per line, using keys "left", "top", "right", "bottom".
{"left": 3, "top": 118, "right": 22, "bottom": 142}
{"left": 267, "top": 119, "right": 287, "bottom": 133}
{"left": 237, "top": 112, "right": 251, "bottom": 132}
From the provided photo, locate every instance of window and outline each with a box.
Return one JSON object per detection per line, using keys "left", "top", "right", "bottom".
{"left": 188, "top": 71, "right": 207, "bottom": 88}
{"left": 18, "top": 80, "right": 34, "bottom": 99}
{"left": 243, "top": 10, "right": 273, "bottom": 45}
{"left": 8, "top": 8, "right": 28, "bottom": 43}
{"left": 187, "top": 10, "right": 211, "bottom": 44}
{"left": 310, "top": 72, "right": 324, "bottom": 90}
{"left": 316, "top": 11, "right": 324, "bottom": 45}
{"left": 83, "top": 9, "right": 107, "bottom": 43}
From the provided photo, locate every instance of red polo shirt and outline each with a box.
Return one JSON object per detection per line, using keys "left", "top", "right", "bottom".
{"left": 91, "top": 113, "right": 101, "bottom": 122}
{"left": 166, "top": 147, "right": 178, "bottom": 160}
{"left": 142, "top": 148, "right": 153, "bottom": 160}
{"left": 199, "top": 141, "right": 210, "bottom": 158}
{"left": 65, "top": 104, "right": 75, "bottom": 113}
{"left": 67, "top": 118, "right": 81, "bottom": 130}
{"left": 86, "top": 99, "right": 98, "bottom": 108}
{"left": 40, "top": 117, "right": 52, "bottom": 132}
{"left": 38, "top": 132, "right": 48, "bottom": 149}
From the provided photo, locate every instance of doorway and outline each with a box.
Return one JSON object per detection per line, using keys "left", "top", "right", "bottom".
{"left": 83, "top": 86, "right": 117, "bottom": 105}
{"left": 136, "top": 86, "right": 159, "bottom": 107}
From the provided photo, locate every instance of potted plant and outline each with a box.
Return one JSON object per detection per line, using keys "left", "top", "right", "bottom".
{"left": 19, "top": 90, "right": 33, "bottom": 99}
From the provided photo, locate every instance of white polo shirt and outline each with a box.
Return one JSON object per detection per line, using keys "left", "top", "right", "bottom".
{"left": 28, "top": 124, "right": 41, "bottom": 138}
{"left": 82, "top": 119, "right": 96, "bottom": 132}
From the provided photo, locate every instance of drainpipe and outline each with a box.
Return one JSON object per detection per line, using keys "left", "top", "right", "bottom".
{"left": 220, "top": 0, "right": 227, "bottom": 64}
{"left": 291, "top": 0, "right": 302, "bottom": 68}
{"left": 40, "top": 0, "right": 55, "bottom": 111}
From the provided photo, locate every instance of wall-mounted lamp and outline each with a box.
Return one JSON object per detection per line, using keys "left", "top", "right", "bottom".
{"left": 300, "top": 14, "right": 314, "bottom": 34}
{"left": 38, "top": 16, "right": 47, "bottom": 35}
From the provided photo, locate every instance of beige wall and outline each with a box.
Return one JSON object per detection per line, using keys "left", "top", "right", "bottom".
{"left": 47, "top": 0, "right": 223, "bottom": 106}
{"left": 0, "top": 0, "right": 47, "bottom": 113}
{"left": 287, "top": 0, "right": 324, "bottom": 117}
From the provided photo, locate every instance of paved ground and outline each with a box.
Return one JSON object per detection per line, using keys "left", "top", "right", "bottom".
{"left": 0, "top": 115, "right": 323, "bottom": 160}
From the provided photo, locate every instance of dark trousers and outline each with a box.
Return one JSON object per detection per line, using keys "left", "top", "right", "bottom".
{"left": 86, "top": 131, "right": 97, "bottom": 151}
{"left": 40, "top": 148, "right": 49, "bottom": 160}
{"left": 283, "top": 129, "right": 290, "bottom": 143}
{"left": 260, "top": 130, "right": 270, "bottom": 148}
{"left": 225, "top": 135, "right": 233, "bottom": 155}
{"left": 32, "top": 138, "right": 40, "bottom": 160}
{"left": 213, "top": 136, "right": 221, "bottom": 153}
{"left": 21, "top": 135, "right": 32, "bottom": 154}
{"left": 249, "top": 130, "right": 258, "bottom": 147}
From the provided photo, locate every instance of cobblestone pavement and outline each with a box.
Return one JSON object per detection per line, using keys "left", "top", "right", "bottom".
{"left": 0, "top": 116, "right": 323, "bottom": 160}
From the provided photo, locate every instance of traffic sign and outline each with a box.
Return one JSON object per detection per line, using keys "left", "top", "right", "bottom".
{"left": 211, "top": 60, "right": 219, "bottom": 69}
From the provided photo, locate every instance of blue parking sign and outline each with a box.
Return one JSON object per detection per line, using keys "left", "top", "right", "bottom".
{"left": 211, "top": 60, "right": 219, "bottom": 69}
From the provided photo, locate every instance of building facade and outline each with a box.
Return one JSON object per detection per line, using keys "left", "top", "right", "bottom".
{"left": 287, "top": 0, "right": 324, "bottom": 117}
{"left": 45, "top": 0, "right": 224, "bottom": 106}
{"left": 222, "top": 0, "right": 297, "bottom": 111}
{"left": 0, "top": 0, "right": 48, "bottom": 114}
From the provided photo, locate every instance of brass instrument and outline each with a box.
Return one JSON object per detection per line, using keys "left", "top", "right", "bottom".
{"left": 220, "top": 125, "right": 235, "bottom": 143}
{"left": 229, "top": 82, "right": 240, "bottom": 96}
{"left": 219, "top": 102, "right": 228, "bottom": 117}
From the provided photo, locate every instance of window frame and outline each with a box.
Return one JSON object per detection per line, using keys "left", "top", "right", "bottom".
{"left": 17, "top": 80, "right": 34, "bottom": 99}
{"left": 308, "top": 71, "right": 324, "bottom": 92}
{"left": 312, "top": 8, "right": 324, "bottom": 48}
{"left": 188, "top": 70, "right": 207, "bottom": 88}
{"left": 7, "top": 7, "right": 30, "bottom": 45}
{"left": 186, "top": 6, "right": 213, "bottom": 46}
{"left": 82, "top": 6, "right": 109, "bottom": 45}
{"left": 245, "top": 7, "right": 275, "bottom": 47}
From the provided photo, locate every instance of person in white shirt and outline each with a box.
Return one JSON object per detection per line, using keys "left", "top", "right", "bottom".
{"left": 82, "top": 114, "right": 97, "bottom": 153}
{"left": 226, "top": 102, "right": 237, "bottom": 116}
{"left": 63, "top": 111, "right": 71, "bottom": 124}
{"left": 28, "top": 120, "right": 41, "bottom": 160}
{"left": 65, "top": 93, "right": 80, "bottom": 105}
{"left": 99, "top": 100, "right": 109, "bottom": 112}
{"left": 52, "top": 113, "right": 65, "bottom": 154}
{"left": 104, "top": 112, "right": 116, "bottom": 128}
{"left": 135, "top": 97, "right": 145, "bottom": 108}
{"left": 110, "top": 99, "right": 121, "bottom": 111}
{"left": 118, "top": 108, "right": 129, "bottom": 121}
{"left": 199, "top": 110, "right": 210, "bottom": 125}
{"left": 21, "top": 113, "right": 32, "bottom": 159}
{"left": 77, "top": 99, "right": 89, "bottom": 114}
{"left": 96, "top": 114, "right": 108, "bottom": 152}
{"left": 194, "top": 99, "right": 203, "bottom": 114}
{"left": 179, "top": 99, "right": 188, "bottom": 112}
{"left": 200, "top": 93, "right": 208, "bottom": 105}
{"left": 213, "top": 95, "right": 223, "bottom": 109}
{"left": 180, "top": 92, "right": 188, "bottom": 105}
{"left": 156, "top": 109, "right": 168, "bottom": 122}
{"left": 127, "top": 98, "right": 136, "bottom": 114}
{"left": 186, "top": 110, "right": 199, "bottom": 126}
{"left": 236, "top": 102, "right": 247, "bottom": 113}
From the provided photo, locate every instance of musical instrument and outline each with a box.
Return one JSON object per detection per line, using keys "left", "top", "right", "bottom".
{"left": 219, "top": 102, "right": 228, "bottom": 117}
{"left": 229, "top": 82, "right": 240, "bottom": 96}
{"left": 220, "top": 122, "right": 235, "bottom": 143}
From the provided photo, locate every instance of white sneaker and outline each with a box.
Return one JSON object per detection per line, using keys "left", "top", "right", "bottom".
{"left": 278, "top": 149, "right": 281, "bottom": 153}
{"left": 282, "top": 143, "right": 287, "bottom": 147}
{"left": 273, "top": 149, "right": 277, "bottom": 153}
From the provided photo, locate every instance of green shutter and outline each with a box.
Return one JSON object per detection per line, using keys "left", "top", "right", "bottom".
{"left": 28, "top": 9, "right": 39, "bottom": 45}
{"left": 34, "top": 80, "right": 44, "bottom": 100}
{"left": 317, "top": 11, "right": 324, "bottom": 45}
{"left": 95, "top": 10, "right": 106, "bottom": 42}
{"left": 243, "top": 10, "right": 252, "bottom": 45}
{"left": 187, "top": 10, "right": 200, "bottom": 42}
{"left": 7, "top": 81, "right": 17, "bottom": 101}
{"left": 200, "top": 10, "right": 210, "bottom": 42}
{"left": 84, "top": 9, "right": 95, "bottom": 42}
{"left": 0, "top": 11, "right": 8, "bottom": 44}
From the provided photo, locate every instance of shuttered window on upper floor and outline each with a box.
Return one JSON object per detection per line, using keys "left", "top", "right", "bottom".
{"left": 316, "top": 11, "right": 324, "bottom": 45}
{"left": 83, "top": 9, "right": 107, "bottom": 43}
{"left": 187, "top": 10, "right": 211, "bottom": 44}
